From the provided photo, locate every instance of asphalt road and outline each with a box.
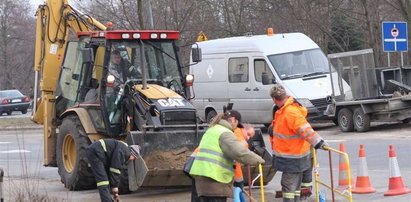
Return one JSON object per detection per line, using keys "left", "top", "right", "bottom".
{"left": 1, "top": 121, "right": 411, "bottom": 201}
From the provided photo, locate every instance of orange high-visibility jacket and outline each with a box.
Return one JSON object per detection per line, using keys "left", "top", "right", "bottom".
{"left": 233, "top": 128, "right": 249, "bottom": 182}
{"left": 269, "top": 97, "right": 322, "bottom": 159}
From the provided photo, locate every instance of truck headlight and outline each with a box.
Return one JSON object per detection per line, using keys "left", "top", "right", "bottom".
{"left": 107, "top": 75, "right": 115, "bottom": 87}
{"left": 295, "top": 98, "right": 314, "bottom": 108}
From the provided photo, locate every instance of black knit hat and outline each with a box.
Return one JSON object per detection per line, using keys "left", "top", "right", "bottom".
{"left": 129, "top": 145, "right": 140, "bottom": 158}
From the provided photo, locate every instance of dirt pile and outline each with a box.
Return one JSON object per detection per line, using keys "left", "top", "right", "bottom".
{"left": 143, "top": 147, "right": 192, "bottom": 169}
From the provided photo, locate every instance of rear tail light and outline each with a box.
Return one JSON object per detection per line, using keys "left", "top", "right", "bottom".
{"left": 24, "top": 97, "right": 30, "bottom": 102}
{"left": 1, "top": 98, "right": 8, "bottom": 104}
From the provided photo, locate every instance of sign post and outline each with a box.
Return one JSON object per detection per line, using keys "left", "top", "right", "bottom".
{"left": 382, "top": 22, "right": 408, "bottom": 68}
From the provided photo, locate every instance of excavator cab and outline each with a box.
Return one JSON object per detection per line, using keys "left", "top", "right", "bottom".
{"left": 52, "top": 30, "right": 206, "bottom": 191}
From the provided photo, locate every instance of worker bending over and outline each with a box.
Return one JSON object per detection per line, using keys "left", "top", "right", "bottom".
{"left": 190, "top": 110, "right": 265, "bottom": 202}
{"left": 269, "top": 84, "right": 328, "bottom": 202}
{"left": 87, "top": 139, "right": 139, "bottom": 202}
{"left": 232, "top": 120, "right": 255, "bottom": 188}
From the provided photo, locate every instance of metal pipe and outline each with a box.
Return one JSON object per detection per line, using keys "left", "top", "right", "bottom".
{"left": 140, "top": 40, "right": 147, "bottom": 89}
{"left": 328, "top": 150, "right": 335, "bottom": 202}
{"left": 0, "top": 167, "right": 4, "bottom": 202}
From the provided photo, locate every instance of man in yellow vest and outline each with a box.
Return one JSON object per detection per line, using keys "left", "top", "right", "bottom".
{"left": 190, "top": 110, "right": 265, "bottom": 202}
{"left": 87, "top": 139, "right": 139, "bottom": 202}
{"left": 269, "top": 84, "right": 328, "bottom": 202}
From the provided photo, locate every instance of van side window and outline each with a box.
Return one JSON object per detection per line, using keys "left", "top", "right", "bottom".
{"left": 254, "top": 59, "right": 274, "bottom": 82}
{"left": 228, "top": 57, "right": 249, "bottom": 83}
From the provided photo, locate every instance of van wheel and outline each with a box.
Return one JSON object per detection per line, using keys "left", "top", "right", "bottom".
{"left": 6, "top": 111, "right": 11, "bottom": 115}
{"left": 206, "top": 110, "right": 217, "bottom": 123}
{"left": 353, "top": 107, "right": 370, "bottom": 132}
{"left": 338, "top": 108, "right": 354, "bottom": 132}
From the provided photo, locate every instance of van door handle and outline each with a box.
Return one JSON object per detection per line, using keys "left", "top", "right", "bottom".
{"left": 253, "top": 87, "right": 259, "bottom": 91}
{"left": 244, "top": 87, "right": 251, "bottom": 91}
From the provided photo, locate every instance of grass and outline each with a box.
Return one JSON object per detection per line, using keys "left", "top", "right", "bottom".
{"left": 1, "top": 126, "right": 70, "bottom": 201}
{"left": 0, "top": 117, "right": 39, "bottom": 128}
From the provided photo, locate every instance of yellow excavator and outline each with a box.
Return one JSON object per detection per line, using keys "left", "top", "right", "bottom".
{"left": 32, "top": 0, "right": 274, "bottom": 193}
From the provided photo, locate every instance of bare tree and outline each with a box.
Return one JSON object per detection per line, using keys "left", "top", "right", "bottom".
{"left": 0, "top": 0, "right": 35, "bottom": 91}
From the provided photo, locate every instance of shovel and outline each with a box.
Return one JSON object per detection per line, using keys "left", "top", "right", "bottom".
{"left": 242, "top": 187, "right": 258, "bottom": 202}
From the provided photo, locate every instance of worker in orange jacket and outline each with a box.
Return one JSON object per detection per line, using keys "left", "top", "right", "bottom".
{"left": 233, "top": 122, "right": 255, "bottom": 188}
{"left": 268, "top": 84, "right": 328, "bottom": 202}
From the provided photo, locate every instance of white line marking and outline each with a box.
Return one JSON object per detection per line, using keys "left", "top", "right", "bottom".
{"left": 0, "top": 142, "right": 11, "bottom": 144}
{"left": 0, "top": 150, "right": 31, "bottom": 154}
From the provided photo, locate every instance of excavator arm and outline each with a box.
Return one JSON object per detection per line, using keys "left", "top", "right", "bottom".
{"left": 32, "top": 0, "right": 106, "bottom": 166}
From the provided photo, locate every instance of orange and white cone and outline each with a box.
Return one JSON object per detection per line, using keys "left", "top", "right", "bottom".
{"left": 337, "top": 143, "right": 354, "bottom": 190}
{"left": 352, "top": 144, "right": 376, "bottom": 194}
{"left": 384, "top": 145, "right": 411, "bottom": 196}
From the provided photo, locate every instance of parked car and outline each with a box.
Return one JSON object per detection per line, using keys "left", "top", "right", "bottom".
{"left": 0, "top": 90, "right": 30, "bottom": 115}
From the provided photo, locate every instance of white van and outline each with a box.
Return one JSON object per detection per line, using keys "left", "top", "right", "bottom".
{"left": 190, "top": 32, "right": 352, "bottom": 125}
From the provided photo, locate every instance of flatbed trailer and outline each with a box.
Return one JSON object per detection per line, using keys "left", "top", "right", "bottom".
{"left": 325, "top": 95, "right": 411, "bottom": 132}
{"left": 326, "top": 49, "right": 411, "bottom": 132}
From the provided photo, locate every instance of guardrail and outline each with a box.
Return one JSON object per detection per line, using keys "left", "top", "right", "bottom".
{"left": 313, "top": 146, "right": 353, "bottom": 202}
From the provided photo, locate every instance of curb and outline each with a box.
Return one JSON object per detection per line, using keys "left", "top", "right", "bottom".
{"left": 0, "top": 127, "right": 43, "bottom": 131}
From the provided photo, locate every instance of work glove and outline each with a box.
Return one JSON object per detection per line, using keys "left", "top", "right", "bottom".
{"left": 111, "top": 187, "right": 120, "bottom": 201}
{"left": 233, "top": 180, "right": 244, "bottom": 189}
{"left": 257, "top": 157, "right": 265, "bottom": 164}
{"left": 314, "top": 140, "right": 329, "bottom": 150}
{"left": 254, "top": 146, "right": 265, "bottom": 156}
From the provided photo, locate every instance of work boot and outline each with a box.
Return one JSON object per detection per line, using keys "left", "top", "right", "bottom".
{"left": 300, "top": 188, "right": 312, "bottom": 201}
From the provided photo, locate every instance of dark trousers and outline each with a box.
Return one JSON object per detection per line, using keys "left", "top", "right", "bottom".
{"left": 87, "top": 147, "right": 112, "bottom": 202}
{"left": 301, "top": 157, "right": 313, "bottom": 189}
{"left": 281, "top": 172, "right": 303, "bottom": 202}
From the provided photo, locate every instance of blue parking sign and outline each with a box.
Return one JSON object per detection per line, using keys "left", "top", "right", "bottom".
{"left": 382, "top": 22, "right": 408, "bottom": 52}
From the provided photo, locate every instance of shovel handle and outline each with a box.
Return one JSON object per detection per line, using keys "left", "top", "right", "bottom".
{"left": 247, "top": 165, "right": 252, "bottom": 202}
{"left": 242, "top": 188, "right": 258, "bottom": 202}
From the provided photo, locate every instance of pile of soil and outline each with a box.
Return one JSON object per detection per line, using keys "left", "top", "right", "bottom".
{"left": 143, "top": 147, "right": 192, "bottom": 169}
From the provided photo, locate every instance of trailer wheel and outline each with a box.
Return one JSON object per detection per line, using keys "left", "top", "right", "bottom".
{"left": 338, "top": 108, "right": 354, "bottom": 132}
{"left": 206, "top": 110, "right": 217, "bottom": 123}
{"left": 57, "top": 115, "right": 95, "bottom": 190}
{"left": 353, "top": 108, "right": 370, "bottom": 132}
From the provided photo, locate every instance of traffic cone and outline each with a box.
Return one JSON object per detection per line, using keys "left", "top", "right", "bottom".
{"left": 384, "top": 145, "right": 411, "bottom": 196}
{"left": 352, "top": 144, "right": 376, "bottom": 194}
{"left": 337, "top": 143, "right": 354, "bottom": 190}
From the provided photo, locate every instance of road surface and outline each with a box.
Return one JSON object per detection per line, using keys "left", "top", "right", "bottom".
{"left": 1, "top": 121, "right": 411, "bottom": 201}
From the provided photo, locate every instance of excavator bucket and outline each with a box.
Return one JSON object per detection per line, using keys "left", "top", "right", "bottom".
{"left": 244, "top": 128, "right": 275, "bottom": 185}
{"left": 127, "top": 128, "right": 204, "bottom": 190}
{"left": 128, "top": 152, "right": 148, "bottom": 191}
{"left": 126, "top": 127, "right": 275, "bottom": 190}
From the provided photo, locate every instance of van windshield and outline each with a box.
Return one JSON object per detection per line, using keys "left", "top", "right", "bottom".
{"left": 267, "top": 48, "right": 334, "bottom": 80}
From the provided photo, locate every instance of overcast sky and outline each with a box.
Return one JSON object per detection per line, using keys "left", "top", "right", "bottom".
{"left": 29, "top": 0, "right": 44, "bottom": 7}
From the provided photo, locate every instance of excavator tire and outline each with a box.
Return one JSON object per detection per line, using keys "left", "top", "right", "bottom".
{"left": 57, "top": 115, "right": 95, "bottom": 190}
